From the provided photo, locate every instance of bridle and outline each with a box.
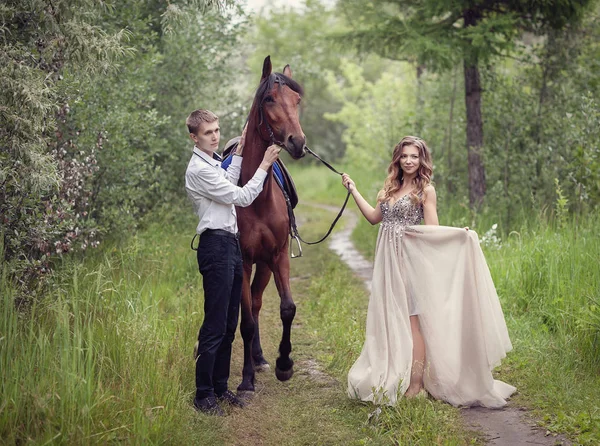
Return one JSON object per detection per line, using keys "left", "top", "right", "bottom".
{"left": 259, "top": 103, "right": 284, "bottom": 148}
{"left": 257, "top": 78, "right": 351, "bottom": 258}
{"left": 258, "top": 76, "right": 286, "bottom": 148}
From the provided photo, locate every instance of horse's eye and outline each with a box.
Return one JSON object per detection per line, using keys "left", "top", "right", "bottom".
{"left": 264, "top": 96, "right": 274, "bottom": 103}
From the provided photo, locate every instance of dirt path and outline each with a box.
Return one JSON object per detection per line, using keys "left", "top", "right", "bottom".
{"left": 219, "top": 228, "right": 367, "bottom": 445}
{"left": 315, "top": 203, "right": 571, "bottom": 446}
{"left": 222, "top": 300, "right": 356, "bottom": 446}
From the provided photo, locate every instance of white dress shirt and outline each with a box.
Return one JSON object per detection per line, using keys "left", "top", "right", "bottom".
{"left": 185, "top": 147, "right": 267, "bottom": 235}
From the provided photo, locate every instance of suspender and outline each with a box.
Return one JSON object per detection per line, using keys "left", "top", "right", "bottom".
{"left": 193, "top": 151, "right": 221, "bottom": 165}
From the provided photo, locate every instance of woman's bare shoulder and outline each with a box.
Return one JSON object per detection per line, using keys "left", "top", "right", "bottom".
{"left": 423, "top": 184, "right": 436, "bottom": 195}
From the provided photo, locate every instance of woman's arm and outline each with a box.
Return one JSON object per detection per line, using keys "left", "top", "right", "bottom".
{"left": 423, "top": 185, "right": 439, "bottom": 226}
{"left": 342, "top": 173, "right": 382, "bottom": 225}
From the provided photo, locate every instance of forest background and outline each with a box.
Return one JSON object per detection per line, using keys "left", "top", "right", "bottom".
{"left": 1, "top": 0, "right": 599, "bottom": 444}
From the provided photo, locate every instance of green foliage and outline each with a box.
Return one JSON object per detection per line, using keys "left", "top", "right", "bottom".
{"left": 335, "top": 0, "right": 596, "bottom": 208}
{"left": 324, "top": 59, "right": 419, "bottom": 168}
{"left": 324, "top": 2, "right": 600, "bottom": 229}
{"left": 336, "top": 0, "right": 591, "bottom": 69}
{"left": 1, "top": 0, "right": 249, "bottom": 292}
{"left": 554, "top": 179, "right": 569, "bottom": 229}
{"left": 0, "top": 204, "right": 227, "bottom": 444}
{"left": 0, "top": 0, "right": 131, "bottom": 289}
{"left": 482, "top": 9, "right": 600, "bottom": 224}
{"left": 485, "top": 213, "right": 600, "bottom": 371}
{"left": 160, "top": 0, "right": 233, "bottom": 33}
{"left": 64, "top": 0, "right": 249, "bottom": 235}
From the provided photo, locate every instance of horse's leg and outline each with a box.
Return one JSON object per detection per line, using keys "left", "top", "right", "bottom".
{"left": 251, "top": 262, "right": 272, "bottom": 371}
{"left": 269, "top": 250, "right": 296, "bottom": 381}
{"left": 237, "top": 261, "right": 256, "bottom": 394}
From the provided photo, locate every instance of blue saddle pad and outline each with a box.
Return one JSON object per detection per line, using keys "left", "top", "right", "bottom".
{"left": 221, "top": 154, "right": 286, "bottom": 190}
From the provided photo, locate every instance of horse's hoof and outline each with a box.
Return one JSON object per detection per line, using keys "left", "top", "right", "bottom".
{"left": 193, "top": 341, "right": 199, "bottom": 360}
{"left": 236, "top": 390, "right": 255, "bottom": 402}
{"left": 254, "top": 361, "right": 271, "bottom": 373}
{"left": 275, "top": 366, "right": 294, "bottom": 382}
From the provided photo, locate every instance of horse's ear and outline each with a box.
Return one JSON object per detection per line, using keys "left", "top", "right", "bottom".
{"left": 283, "top": 64, "right": 293, "bottom": 78}
{"left": 261, "top": 56, "right": 272, "bottom": 81}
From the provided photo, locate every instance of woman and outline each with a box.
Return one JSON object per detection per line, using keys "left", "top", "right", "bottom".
{"left": 342, "top": 136, "right": 515, "bottom": 408}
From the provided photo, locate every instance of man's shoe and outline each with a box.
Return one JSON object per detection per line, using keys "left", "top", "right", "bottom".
{"left": 194, "top": 396, "right": 225, "bottom": 416}
{"left": 216, "top": 390, "right": 246, "bottom": 408}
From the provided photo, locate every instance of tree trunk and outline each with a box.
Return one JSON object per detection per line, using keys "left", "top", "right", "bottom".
{"left": 463, "top": 10, "right": 486, "bottom": 209}
{"left": 463, "top": 61, "right": 486, "bottom": 209}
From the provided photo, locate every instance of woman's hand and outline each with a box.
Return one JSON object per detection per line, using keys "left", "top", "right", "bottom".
{"left": 342, "top": 173, "right": 356, "bottom": 193}
{"left": 235, "top": 123, "right": 248, "bottom": 156}
{"left": 341, "top": 173, "right": 382, "bottom": 224}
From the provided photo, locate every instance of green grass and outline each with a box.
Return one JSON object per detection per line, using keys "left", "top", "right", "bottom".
{"left": 0, "top": 206, "right": 226, "bottom": 445}
{"left": 485, "top": 218, "right": 600, "bottom": 444}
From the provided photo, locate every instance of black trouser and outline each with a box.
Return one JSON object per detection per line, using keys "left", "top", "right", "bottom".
{"left": 195, "top": 229, "right": 243, "bottom": 399}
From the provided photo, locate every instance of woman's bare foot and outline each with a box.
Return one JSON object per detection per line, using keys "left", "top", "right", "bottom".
{"left": 405, "top": 385, "right": 423, "bottom": 398}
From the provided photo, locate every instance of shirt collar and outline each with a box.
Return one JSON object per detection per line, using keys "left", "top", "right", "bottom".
{"left": 193, "top": 146, "right": 220, "bottom": 167}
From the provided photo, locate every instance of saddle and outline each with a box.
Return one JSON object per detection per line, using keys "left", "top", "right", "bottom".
{"left": 221, "top": 136, "right": 298, "bottom": 209}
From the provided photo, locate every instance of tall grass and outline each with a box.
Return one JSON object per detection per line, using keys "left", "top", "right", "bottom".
{"left": 484, "top": 214, "right": 600, "bottom": 371}
{"left": 482, "top": 214, "right": 600, "bottom": 442}
{"left": 0, "top": 206, "right": 225, "bottom": 444}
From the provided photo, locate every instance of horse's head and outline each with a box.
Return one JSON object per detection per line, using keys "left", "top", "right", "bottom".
{"left": 255, "top": 56, "right": 306, "bottom": 159}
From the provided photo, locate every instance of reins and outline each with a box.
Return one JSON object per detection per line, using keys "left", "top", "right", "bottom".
{"left": 286, "top": 146, "right": 351, "bottom": 258}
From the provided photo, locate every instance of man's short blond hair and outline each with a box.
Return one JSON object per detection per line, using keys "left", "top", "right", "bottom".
{"left": 186, "top": 109, "right": 219, "bottom": 135}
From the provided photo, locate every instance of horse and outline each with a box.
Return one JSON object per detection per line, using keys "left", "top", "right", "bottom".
{"left": 235, "top": 56, "right": 306, "bottom": 395}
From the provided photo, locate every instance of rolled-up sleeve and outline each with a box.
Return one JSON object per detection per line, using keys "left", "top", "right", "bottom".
{"left": 186, "top": 165, "right": 267, "bottom": 207}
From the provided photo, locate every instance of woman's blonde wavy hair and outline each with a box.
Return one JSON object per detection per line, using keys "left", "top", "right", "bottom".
{"left": 377, "top": 136, "right": 433, "bottom": 204}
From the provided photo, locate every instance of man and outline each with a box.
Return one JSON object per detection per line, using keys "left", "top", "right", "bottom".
{"left": 185, "top": 109, "right": 280, "bottom": 415}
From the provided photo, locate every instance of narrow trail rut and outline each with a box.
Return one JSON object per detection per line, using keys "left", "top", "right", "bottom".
{"left": 313, "top": 203, "right": 571, "bottom": 446}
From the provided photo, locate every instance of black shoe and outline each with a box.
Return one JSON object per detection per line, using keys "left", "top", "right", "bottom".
{"left": 216, "top": 390, "right": 246, "bottom": 408}
{"left": 194, "top": 396, "right": 225, "bottom": 416}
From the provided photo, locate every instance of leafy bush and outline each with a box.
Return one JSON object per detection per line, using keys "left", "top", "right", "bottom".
{"left": 1, "top": 0, "right": 249, "bottom": 295}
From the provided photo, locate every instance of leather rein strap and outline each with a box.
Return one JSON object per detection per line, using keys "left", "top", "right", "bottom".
{"left": 272, "top": 142, "right": 351, "bottom": 258}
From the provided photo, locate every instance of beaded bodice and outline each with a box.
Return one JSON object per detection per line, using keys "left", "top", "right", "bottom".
{"left": 380, "top": 194, "right": 424, "bottom": 232}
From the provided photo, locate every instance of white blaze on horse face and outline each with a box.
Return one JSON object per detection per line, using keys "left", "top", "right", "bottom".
{"left": 192, "top": 120, "right": 221, "bottom": 155}
{"left": 399, "top": 144, "right": 420, "bottom": 176}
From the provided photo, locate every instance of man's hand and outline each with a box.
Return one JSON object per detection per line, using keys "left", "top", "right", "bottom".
{"left": 259, "top": 144, "right": 281, "bottom": 170}
{"left": 235, "top": 123, "right": 248, "bottom": 156}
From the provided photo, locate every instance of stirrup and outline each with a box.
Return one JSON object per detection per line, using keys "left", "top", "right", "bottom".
{"left": 290, "top": 235, "right": 303, "bottom": 258}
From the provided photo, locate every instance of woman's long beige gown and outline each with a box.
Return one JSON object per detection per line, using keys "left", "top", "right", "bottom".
{"left": 347, "top": 195, "right": 516, "bottom": 408}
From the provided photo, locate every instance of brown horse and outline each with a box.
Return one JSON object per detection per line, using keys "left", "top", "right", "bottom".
{"left": 236, "top": 56, "right": 306, "bottom": 394}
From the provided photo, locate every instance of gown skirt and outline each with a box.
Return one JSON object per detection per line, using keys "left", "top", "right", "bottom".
{"left": 347, "top": 225, "right": 516, "bottom": 408}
